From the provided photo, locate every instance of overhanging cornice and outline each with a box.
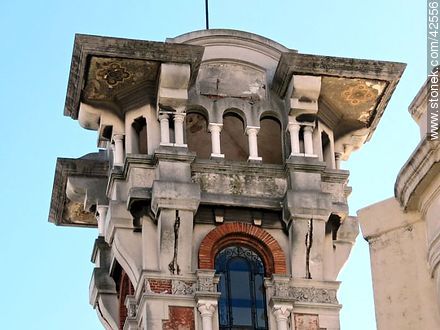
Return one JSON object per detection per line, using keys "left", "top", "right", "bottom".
{"left": 272, "top": 53, "right": 406, "bottom": 141}
{"left": 64, "top": 34, "right": 205, "bottom": 119}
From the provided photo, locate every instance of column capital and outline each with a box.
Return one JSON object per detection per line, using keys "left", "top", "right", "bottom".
{"left": 197, "top": 299, "right": 218, "bottom": 316}
{"left": 303, "top": 125, "right": 315, "bottom": 133}
{"left": 287, "top": 122, "right": 301, "bottom": 131}
{"left": 246, "top": 126, "right": 260, "bottom": 135}
{"left": 174, "top": 112, "right": 186, "bottom": 123}
{"left": 208, "top": 122, "right": 223, "bottom": 133}
{"left": 272, "top": 303, "right": 293, "bottom": 321}
{"left": 158, "top": 113, "right": 169, "bottom": 121}
{"left": 112, "top": 134, "right": 124, "bottom": 142}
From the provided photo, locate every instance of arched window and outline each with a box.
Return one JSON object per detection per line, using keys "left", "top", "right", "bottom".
{"left": 258, "top": 117, "right": 283, "bottom": 164}
{"left": 221, "top": 113, "right": 248, "bottom": 161}
{"left": 215, "top": 246, "right": 268, "bottom": 330}
{"left": 321, "top": 131, "right": 332, "bottom": 168}
{"left": 131, "top": 116, "right": 148, "bottom": 154}
{"left": 117, "top": 269, "right": 134, "bottom": 330}
{"left": 186, "top": 112, "right": 211, "bottom": 159}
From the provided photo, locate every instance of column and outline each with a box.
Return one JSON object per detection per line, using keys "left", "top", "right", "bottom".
{"left": 159, "top": 113, "right": 170, "bottom": 145}
{"left": 208, "top": 123, "right": 224, "bottom": 158}
{"left": 272, "top": 304, "right": 293, "bottom": 330}
{"left": 96, "top": 205, "right": 108, "bottom": 236}
{"left": 303, "top": 124, "right": 315, "bottom": 156}
{"left": 288, "top": 122, "right": 301, "bottom": 155}
{"left": 197, "top": 300, "right": 217, "bottom": 330}
{"left": 174, "top": 113, "right": 186, "bottom": 146}
{"left": 113, "top": 134, "right": 124, "bottom": 166}
{"left": 246, "top": 127, "right": 262, "bottom": 162}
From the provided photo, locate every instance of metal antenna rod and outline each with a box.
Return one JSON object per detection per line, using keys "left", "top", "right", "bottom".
{"left": 205, "top": 0, "right": 209, "bottom": 29}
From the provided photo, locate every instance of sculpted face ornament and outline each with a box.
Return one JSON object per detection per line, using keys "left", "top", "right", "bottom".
{"left": 97, "top": 62, "right": 130, "bottom": 87}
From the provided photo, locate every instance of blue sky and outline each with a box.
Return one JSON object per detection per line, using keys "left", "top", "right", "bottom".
{"left": 0, "top": 1, "right": 425, "bottom": 329}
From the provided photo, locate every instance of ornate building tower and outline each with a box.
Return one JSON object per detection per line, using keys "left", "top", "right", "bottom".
{"left": 49, "top": 30, "right": 404, "bottom": 330}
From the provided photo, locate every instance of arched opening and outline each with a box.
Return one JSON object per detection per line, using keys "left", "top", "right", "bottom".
{"left": 326, "top": 214, "right": 342, "bottom": 241}
{"left": 132, "top": 116, "right": 148, "bottom": 154}
{"left": 258, "top": 117, "right": 283, "bottom": 164}
{"left": 215, "top": 246, "right": 268, "bottom": 330}
{"left": 112, "top": 264, "right": 135, "bottom": 330}
{"left": 198, "top": 222, "right": 287, "bottom": 276}
{"left": 186, "top": 112, "right": 211, "bottom": 159}
{"left": 321, "top": 131, "right": 332, "bottom": 168}
{"left": 221, "top": 112, "right": 248, "bottom": 161}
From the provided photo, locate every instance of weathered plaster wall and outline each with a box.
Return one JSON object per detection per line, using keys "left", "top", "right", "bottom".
{"left": 359, "top": 198, "right": 440, "bottom": 329}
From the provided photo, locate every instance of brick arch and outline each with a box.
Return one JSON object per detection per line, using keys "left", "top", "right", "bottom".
{"left": 118, "top": 269, "right": 134, "bottom": 330}
{"left": 198, "top": 222, "right": 287, "bottom": 276}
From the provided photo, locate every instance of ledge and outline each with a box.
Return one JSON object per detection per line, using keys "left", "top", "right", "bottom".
{"left": 49, "top": 151, "right": 108, "bottom": 227}
{"left": 394, "top": 137, "right": 440, "bottom": 210}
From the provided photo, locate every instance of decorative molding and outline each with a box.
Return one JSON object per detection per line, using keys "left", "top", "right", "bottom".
{"left": 290, "top": 287, "right": 338, "bottom": 304}
{"left": 395, "top": 137, "right": 440, "bottom": 210}
{"left": 172, "top": 280, "right": 196, "bottom": 295}
{"left": 196, "top": 269, "right": 219, "bottom": 293}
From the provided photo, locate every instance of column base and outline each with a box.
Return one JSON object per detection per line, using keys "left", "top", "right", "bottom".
{"left": 248, "top": 156, "right": 262, "bottom": 163}
{"left": 174, "top": 143, "right": 188, "bottom": 148}
{"left": 210, "top": 153, "right": 225, "bottom": 160}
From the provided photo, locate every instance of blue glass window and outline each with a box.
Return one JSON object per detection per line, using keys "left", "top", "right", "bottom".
{"left": 215, "top": 246, "right": 268, "bottom": 330}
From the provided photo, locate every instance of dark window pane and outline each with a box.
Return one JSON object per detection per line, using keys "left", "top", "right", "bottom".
{"left": 215, "top": 246, "right": 268, "bottom": 330}
{"left": 255, "top": 275, "right": 267, "bottom": 328}
{"left": 218, "top": 273, "right": 229, "bottom": 326}
{"left": 229, "top": 259, "right": 252, "bottom": 326}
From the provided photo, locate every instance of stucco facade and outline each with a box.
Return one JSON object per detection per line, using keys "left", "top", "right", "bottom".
{"left": 358, "top": 76, "right": 440, "bottom": 330}
{"left": 49, "top": 30, "right": 405, "bottom": 330}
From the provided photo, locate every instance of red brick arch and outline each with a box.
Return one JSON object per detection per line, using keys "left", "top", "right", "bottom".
{"left": 198, "top": 222, "right": 287, "bottom": 276}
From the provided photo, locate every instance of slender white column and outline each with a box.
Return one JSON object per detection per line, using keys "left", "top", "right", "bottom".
{"left": 208, "top": 123, "right": 224, "bottom": 158}
{"left": 246, "top": 127, "right": 262, "bottom": 162}
{"left": 96, "top": 205, "right": 108, "bottom": 236}
{"left": 174, "top": 113, "right": 186, "bottom": 146}
{"left": 159, "top": 114, "right": 170, "bottom": 145}
{"left": 303, "top": 125, "right": 315, "bottom": 156}
{"left": 288, "top": 122, "right": 301, "bottom": 155}
{"left": 272, "top": 305, "right": 293, "bottom": 330}
{"left": 197, "top": 300, "right": 217, "bottom": 330}
{"left": 113, "top": 134, "right": 125, "bottom": 166}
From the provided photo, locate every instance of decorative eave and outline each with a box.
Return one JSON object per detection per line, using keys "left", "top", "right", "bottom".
{"left": 49, "top": 152, "right": 109, "bottom": 227}
{"left": 272, "top": 53, "right": 406, "bottom": 141}
{"left": 394, "top": 137, "right": 440, "bottom": 211}
{"left": 64, "top": 34, "right": 205, "bottom": 119}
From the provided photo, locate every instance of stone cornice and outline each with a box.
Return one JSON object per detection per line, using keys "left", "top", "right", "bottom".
{"left": 394, "top": 137, "right": 440, "bottom": 210}
{"left": 49, "top": 152, "right": 108, "bottom": 227}
{"left": 272, "top": 53, "right": 406, "bottom": 142}
{"left": 192, "top": 159, "right": 285, "bottom": 177}
{"left": 65, "top": 34, "right": 204, "bottom": 119}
